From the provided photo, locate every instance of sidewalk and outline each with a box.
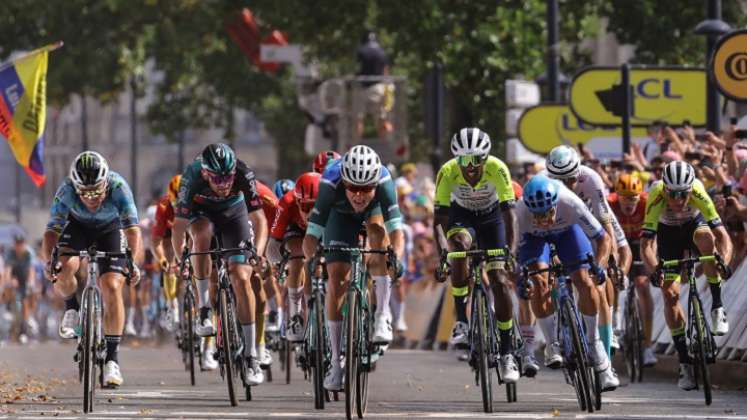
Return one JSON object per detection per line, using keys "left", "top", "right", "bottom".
{"left": 612, "top": 353, "right": 747, "bottom": 390}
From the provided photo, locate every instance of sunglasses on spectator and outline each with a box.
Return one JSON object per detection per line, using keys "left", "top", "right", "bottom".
{"left": 76, "top": 184, "right": 106, "bottom": 199}
{"left": 345, "top": 183, "right": 376, "bottom": 194}
{"left": 666, "top": 189, "right": 690, "bottom": 199}
{"left": 206, "top": 171, "right": 236, "bottom": 187}
{"left": 457, "top": 155, "right": 488, "bottom": 167}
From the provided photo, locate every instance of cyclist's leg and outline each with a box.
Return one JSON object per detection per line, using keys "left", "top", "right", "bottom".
{"left": 446, "top": 204, "right": 474, "bottom": 334}
{"left": 188, "top": 216, "right": 214, "bottom": 314}
{"left": 656, "top": 223, "right": 689, "bottom": 364}
{"left": 285, "top": 236, "right": 306, "bottom": 340}
{"left": 519, "top": 234, "right": 557, "bottom": 362}
{"left": 54, "top": 219, "right": 86, "bottom": 338}
{"left": 692, "top": 223, "right": 722, "bottom": 309}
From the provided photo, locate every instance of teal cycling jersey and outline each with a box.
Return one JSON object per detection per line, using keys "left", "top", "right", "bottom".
{"left": 306, "top": 159, "right": 403, "bottom": 238}
{"left": 46, "top": 171, "right": 139, "bottom": 233}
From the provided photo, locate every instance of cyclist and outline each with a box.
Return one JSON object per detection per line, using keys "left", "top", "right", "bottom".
{"left": 519, "top": 174, "right": 619, "bottom": 391}
{"left": 546, "top": 146, "right": 631, "bottom": 357}
{"left": 274, "top": 179, "right": 295, "bottom": 199}
{"left": 641, "top": 160, "right": 732, "bottom": 390}
{"left": 4, "top": 234, "right": 37, "bottom": 343}
{"left": 433, "top": 127, "right": 520, "bottom": 383}
{"left": 313, "top": 150, "right": 341, "bottom": 174}
{"left": 267, "top": 172, "right": 321, "bottom": 342}
{"left": 171, "top": 143, "right": 268, "bottom": 385}
{"left": 607, "top": 173, "right": 658, "bottom": 367}
{"left": 152, "top": 175, "right": 219, "bottom": 371}
{"left": 41, "top": 151, "right": 143, "bottom": 387}
{"left": 302, "top": 145, "right": 405, "bottom": 391}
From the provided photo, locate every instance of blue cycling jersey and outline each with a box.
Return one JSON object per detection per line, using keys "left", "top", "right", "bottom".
{"left": 47, "top": 171, "right": 139, "bottom": 233}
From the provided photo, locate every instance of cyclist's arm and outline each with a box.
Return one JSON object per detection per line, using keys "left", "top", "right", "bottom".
{"left": 593, "top": 231, "right": 612, "bottom": 269}
{"left": 376, "top": 173, "right": 404, "bottom": 258}
{"left": 42, "top": 183, "right": 73, "bottom": 263}
{"left": 172, "top": 217, "right": 189, "bottom": 261}
{"left": 433, "top": 165, "right": 451, "bottom": 253}
{"left": 151, "top": 204, "right": 169, "bottom": 267}
{"left": 302, "top": 234, "right": 319, "bottom": 261}
{"left": 568, "top": 190, "right": 610, "bottom": 268}
{"left": 640, "top": 237, "right": 657, "bottom": 273}
{"left": 618, "top": 243, "right": 632, "bottom": 274}
{"left": 502, "top": 207, "right": 517, "bottom": 253}
{"left": 713, "top": 225, "right": 732, "bottom": 264}
{"left": 690, "top": 180, "right": 732, "bottom": 262}
{"left": 124, "top": 226, "right": 144, "bottom": 266}
{"left": 249, "top": 208, "right": 268, "bottom": 256}
{"left": 491, "top": 158, "right": 518, "bottom": 252}
{"left": 172, "top": 165, "right": 198, "bottom": 260}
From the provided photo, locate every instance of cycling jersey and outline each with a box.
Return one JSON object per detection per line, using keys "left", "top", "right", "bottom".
{"left": 608, "top": 192, "right": 647, "bottom": 240}
{"left": 306, "top": 159, "right": 402, "bottom": 239}
{"left": 152, "top": 195, "right": 175, "bottom": 239}
{"left": 47, "top": 171, "right": 139, "bottom": 233}
{"left": 175, "top": 159, "right": 262, "bottom": 220}
{"left": 434, "top": 156, "right": 515, "bottom": 212}
{"left": 642, "top": 179, "right": 722, "bottom": 237}
{"left": 517, "top": 183, "right": 604, "bottom": 240}
{"left": 255, "top": 180, "right": 279, "bottom": 223}
{"left": 271, "top": 191, "right": 308, "bottom": 240}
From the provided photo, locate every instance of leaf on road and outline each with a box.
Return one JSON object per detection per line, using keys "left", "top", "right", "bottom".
{"left": 552, "top": 408, "right": 561, "bottom": 417}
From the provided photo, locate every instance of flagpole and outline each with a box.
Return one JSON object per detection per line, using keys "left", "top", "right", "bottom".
{"left": 0, "top": 40, "right": 64, "bottom": 71}
{"left": 15, "top": 163, "right": 21, "bottom": 224}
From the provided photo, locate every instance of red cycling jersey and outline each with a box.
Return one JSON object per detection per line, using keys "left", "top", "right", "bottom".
{"left": 271, "top": 191, "right": 307, "bottom": 240}
{"left": 152, "top": 195, "right": 175, "bottom": 239}
{"left": 608, "top": 192, "right": 647, "bottom": 241}
{"left": 255, "top": 181, "right": 279, "bottom": 223}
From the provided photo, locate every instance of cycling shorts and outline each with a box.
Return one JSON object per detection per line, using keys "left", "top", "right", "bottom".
{"left": 629, "top": 239, "right": 646, "bottom": 278}
{"left": 519, "top": 224, "right": 594, "bottom": 272}
{"left": 191, "top": 201, "right": 254, "bottom": 264}
{"left": 58, "top": 217, "right": 127, "bottom": 275}
{"left": 655, "top": 214, "right": 708, "bottom": 263}
{"left": 323, "top": 206, "right": 382, "bottom": 263}
{"left": 447, "top": 203, "right": 507, "bottom": 264}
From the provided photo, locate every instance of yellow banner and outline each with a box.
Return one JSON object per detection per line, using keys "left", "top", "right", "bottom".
{"left": 569, "top": 67, "right": 706, "bottom": 127}
{"left": 518, "top": 104, "right": 647, "bottom": 155}
{"left": 712, "top": 29, "right": 747, "bottom": 102}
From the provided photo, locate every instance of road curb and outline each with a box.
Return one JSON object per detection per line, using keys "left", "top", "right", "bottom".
{"left": 612, "top": 353, "right": 747, "bottom": 390}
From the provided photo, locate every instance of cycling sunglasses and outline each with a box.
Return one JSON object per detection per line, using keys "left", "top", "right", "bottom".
{"left": 76, "top": 184, "right": 106, "bottom": 200}
{"left": 457, "top": 154, "right": 488, "bottom": 167}
{"left": 206, "top": 171, "right": 236, "bottom": 187}
{"left": 666, "top": 189, "right": 690, "bottom": 199}
{"left": 345, "top": 183, "right": 376, "bottom": 194}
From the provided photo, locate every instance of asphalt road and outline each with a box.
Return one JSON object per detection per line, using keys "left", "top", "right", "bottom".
{"left": 1, "top": 339, "right": 746, "bottom": 419}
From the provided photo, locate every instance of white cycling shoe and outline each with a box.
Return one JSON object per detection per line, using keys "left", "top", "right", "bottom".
{"left": 196, "top": 311, "right": 216, "bottom": 337}
{"left": 711, "top": 307, "right": 728, "bottom": 336}
{"left": 324, "top": 364, "right": 344, "bottom": 391}
{"left": 258, "top": 345, "right": 273, "bottom": 368}
{"left": 643, "top": 347, "right": 658, "bottom": 367}
{"left": 678, "top": 363, "right": 697, "bottom": 391}
{"left": 544, "top": 342, "right": 563, "bottom": 369}
{"left": 58, "top": 309, "right": 79, "bottom": 339}
{"left": 499, "top": 354, "right": 520, "bottom": 384}
{"left": 522, "top": 354, "right": 540, "bottom": 378}
{"left": 286, "top": 315, "right": 305, "bottom": 342}
{"left": 246, "top": 357, "right": 264, "bottom": 386}
{"left": 449, "top": 321, "right": 469, "bottom": 348}
{"left": 103, "top": 361, "right": 123, "bottom": 388}
{"left": 372, "top": 313, "right": 393, "bottom": 344}
{"left": 201, "top": 340, "right": 219, "bottom": 371}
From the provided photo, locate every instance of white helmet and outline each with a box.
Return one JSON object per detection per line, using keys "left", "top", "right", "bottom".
{"left": 70, "top": 151, "right": 109, "bottom": 190}
{"left": 341, "top": 145, "right": 381, "bottom": 186}
{"left": 662, "top": 160, "right": 695, "bottom": 191}
{"left": 546, "top": 145, "right": 580, "bottom": 179}
{"left": 450, "top": 127, "right": 491, "bottom": 157}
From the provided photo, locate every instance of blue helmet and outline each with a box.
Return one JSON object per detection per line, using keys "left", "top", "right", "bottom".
{"left": 273, "top": 179, "right": 295, "bottom": 197}
{"left": 523, "top": 175, "right": 560, "bottom": 214}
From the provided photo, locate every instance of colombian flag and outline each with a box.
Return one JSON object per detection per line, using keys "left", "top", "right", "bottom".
{"left": 0, "top": 45, "right": 52, "bottom": 187}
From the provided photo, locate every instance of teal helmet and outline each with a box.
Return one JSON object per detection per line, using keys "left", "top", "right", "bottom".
{"left": 201, "top": 143, "right": 236, "bottom": 175}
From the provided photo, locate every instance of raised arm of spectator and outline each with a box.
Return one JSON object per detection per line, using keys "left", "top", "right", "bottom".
{"left": 631, "top": 143, "right": 649, "bottom": 168}
{"left": 664, "top": 126, "right": 687, "bottom": 156}
{"left": 722, "top": 127, "right": 740, "bottom": 178}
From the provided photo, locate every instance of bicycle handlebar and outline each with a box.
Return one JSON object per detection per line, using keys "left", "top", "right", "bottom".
{"left": 650, "top": 254, "right": 732, "bottom": 287}
{"left": 50, "top": 246, "right": 134, "bottom": 283}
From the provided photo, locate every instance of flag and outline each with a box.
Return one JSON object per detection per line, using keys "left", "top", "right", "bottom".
{"left": 0, "top": 44, "right": 53, "bottom": 187}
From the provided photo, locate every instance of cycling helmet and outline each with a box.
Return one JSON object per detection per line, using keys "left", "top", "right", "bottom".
{"left": 70, "top": 151, "right": 109, "bottom": 190}
{"left": 615, "top": 173, "right": 643, "bottom": 196}
{"left": 450, "top": 127, "right": 491, "bottom": 157}
{"left": 522, "top": 175, "right": 560, "bottom": 214}
{"left": 201, "top": 143, "right": 236, "bottom": 175}
{"left": 274, "top": 179, "right": 295, "bottom": 197}
{"left": 313, "top": 150, "right": 341, "bottom": 174}
{"left": 662, "top": 160, "right": 695, "bottom": 191}
{"left": 294, "top": 172, "right": 321, "bottom": 202}
{"left": 546, "top": 145, "right": 580, "bottom": 179}
{"left": 341, "top": 145, "right": 381, "bottom": 186}
{"left": 167, "top": 175, "right": 182, "bottom": 204}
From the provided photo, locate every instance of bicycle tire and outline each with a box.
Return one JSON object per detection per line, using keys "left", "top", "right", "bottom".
{"left": 476, "top": 291, "right": 493, "bottom": 413}
{"left": 312, "top": 299, "right": 326, "bottom": 409}
{"left": 82, "top": 291, "right": 96, "bottom": 413}
{"left": 345, "top": 291, "right": 359, "bottom": 420}
{"left": 219, "top": 289, "right": 239, "bottom": 406}
{"left": 356, "top": 294, "right": 371, "bottom": 418}
{"left": 629, "top": 296, "right": 644, "bottom": 383}
{"left": 285, "top": 338, "right": 292, "bottom": 385}
{"left": 691, "top": 297, "right": 712, "bottom": 406}
{"left": 563, "top": 299, "right": 594, "bottom": 413}
{"left": 185, "top": 293, "right": 196, "bottom": 386}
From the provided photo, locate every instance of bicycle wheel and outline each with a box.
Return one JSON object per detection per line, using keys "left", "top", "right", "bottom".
{"left": 82, "top": 291, "right": 96, "bottom": 413}
{"left": 344, "top": 291, "right": 359, "bottom": 420}
{"left": 691, "top": 297, "right": 712, "bottom": 406}
{"left": 475, "top": 291, "right": 493, "bottom": 413}
{"left": 285, "top": 337, "right": 292, "bottom": 385}
{"left": 312, "top": 300, "right": 326, "bottom": 409}
{"left": 219, "top": 289, "right": 239, "bottom": 406}
{"left": 356, "top": 300, "right": 371, "bottom": 418}
{"left": 184, "top": 293, "right": 196, "bottom": 386}
{"left": 563, "top": 300, "right": 594, "bottom": 413}
{"left": 625, "top": 295, "right": 644, "bottom": 383}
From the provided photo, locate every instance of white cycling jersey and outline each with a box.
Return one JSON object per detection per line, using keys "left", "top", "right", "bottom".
{"left": 543, "top": 165, "right": 628, "bottom": 247}
{"left": 518, "top": 183, "right": 604, "bottom": 240}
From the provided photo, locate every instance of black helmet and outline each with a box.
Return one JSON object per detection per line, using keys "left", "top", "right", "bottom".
{"left": 201, "top": 143, "right": 236, "bottom": 175}
{"left": 70, "top": 151, "right": 109, "bottom": 189}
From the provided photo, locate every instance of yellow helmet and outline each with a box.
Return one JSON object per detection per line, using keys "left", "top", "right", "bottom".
{"left": 167, "top": 175, "right": 182, "bottom": 205}
{"left": 615, "top": 173, "right": 643, "bottom": 196}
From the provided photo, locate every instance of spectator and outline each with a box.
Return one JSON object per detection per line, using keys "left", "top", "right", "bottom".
{"left": 4, "top": 234, "right": 37, "bottom": 343}
{"left": 355, "top": 30, "right": 394, "bottom": 141}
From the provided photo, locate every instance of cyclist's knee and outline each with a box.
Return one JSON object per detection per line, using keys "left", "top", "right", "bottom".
{"left": 693, "top": 228, "right": 715, "bottom": 254}
{"left": 661, "top": 284, "right": 680, "bottom": 306}
{"left": 448, "top": 233, "right": 471, "bottom": 252}
{"left": 100, "top": 274, "right": 125, "bottom": 296}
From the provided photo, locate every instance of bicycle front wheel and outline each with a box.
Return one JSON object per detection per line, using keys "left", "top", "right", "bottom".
{"left": 312, "top": 299, "right": 326, "bottom": 409}
{"left": 563, "top": 300, "right": 594, "bottom": 413}
{"left": 344, "top": 291, "right": 359, "bottom": 420}
{"left": 82, "top": 291, "right": 96, "bottom": 413}
{"left": 624, "top": 294, "right": 644, "bottom": 383}
{"left": 219, "top": 289, "right": 239, "bottom": 406}
{"left": 356, "top": 295, "right": 371, "bottom": 418}
{"left": 691, "top": 297, "right": 712, "bottom": 406}
{"left": 184, "top": 292, "right": 196, "bottom": 386}
{"left": 475, "top": 291, "right": 493, "bottom": 413}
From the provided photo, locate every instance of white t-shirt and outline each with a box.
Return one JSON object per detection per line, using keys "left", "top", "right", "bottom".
{"left": 518, "top": 183, "right": 604, "bottom": 240}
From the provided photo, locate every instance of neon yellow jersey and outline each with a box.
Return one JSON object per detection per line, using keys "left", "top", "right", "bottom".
{"left": 435, "top": 156, "right": 515, "bottom": 211}
{"left": 642, "top": 179, "right": 721, "bottom": 235}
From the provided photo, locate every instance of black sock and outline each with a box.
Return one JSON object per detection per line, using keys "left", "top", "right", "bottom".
{"left": 672, "top": 334, "right": 689, "bottom": 364}
{"left": 499, "top": 327, "right": 513, "bottom": 355}
{"left": 105, "top": 335, "right": 122, "bottom": 363}
{"left": 200, "top": 307, "right": 210, "bottom": 321}
{"left": 65, "top": 296, "right": 80, "bottom": 311}
{"left": 454, "top": 296, "right": 469, "bottom": 324}
{"left": 709, "top": 283, "right": 723, "bottom": 309}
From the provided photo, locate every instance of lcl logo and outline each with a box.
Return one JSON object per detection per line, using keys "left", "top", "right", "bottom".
{"left": 724, "top": 51, "right": 747, "bottom": 82}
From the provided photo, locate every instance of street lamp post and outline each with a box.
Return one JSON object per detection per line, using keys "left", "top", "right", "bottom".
{"left": 546, "top": 0, "right": 560, "bottom": 102}
{"left": 695, "top": 0, "right": 731, "bottom": 132}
